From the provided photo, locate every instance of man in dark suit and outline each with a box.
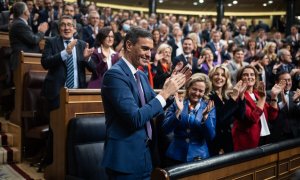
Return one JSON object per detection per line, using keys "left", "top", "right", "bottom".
{"left": 269, "top": 71, "right": 300, "bottom": 142}
{"left": 205, "top": 31, "right": 231, "bottom": 64}
{"left": 50, "top": 3, "right": 82, "bottom": 39}
{"left": 9, "top": 2, "right": 48, "bottom": 72}
{"left": 101, "top": 26, "right": 191, "bottom": 179}
{"left": 82, "top": 10, "right": 99, "bottom": 47}
{"left": 40, "top": 15, "right": 94, "bottom": 166}
{"left": 41, "top": 14, "right": 94, "bottom": 110}
{"left": 172, "top": 37, "right": 201, "bottom": 74}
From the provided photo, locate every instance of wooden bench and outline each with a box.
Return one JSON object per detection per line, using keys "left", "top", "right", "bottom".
{"left": 45, "top": 88, "right": 104, "bottom": 180}
{"left": 10, "top": 52, "right": 44, "bottom": 126}
{"left": 0, "top": 31, "right": 10, "bottom": 48}
{"left": 152, "top": 138, "right": 300, "bottom": 180}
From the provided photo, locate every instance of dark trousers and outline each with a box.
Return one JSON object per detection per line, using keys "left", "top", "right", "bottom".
{"left": 106, "top": 168, "right": 151, "bottom": 180}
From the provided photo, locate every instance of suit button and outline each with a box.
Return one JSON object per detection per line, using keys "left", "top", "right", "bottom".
{"left": 185, "top": 138, "right": 190, "bottom": 143}
{"left": 186, "top": 129, "right": 191, "bottom": 133}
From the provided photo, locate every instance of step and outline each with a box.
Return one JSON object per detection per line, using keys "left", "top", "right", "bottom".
{"left": 0, "top": 147, "right": 20, "bottom": 164}
{"left": 0, "top": 118, "right": 9, "bottom": 133}
{"left": 0, "top": 132, "right": 14, "bottom": 147}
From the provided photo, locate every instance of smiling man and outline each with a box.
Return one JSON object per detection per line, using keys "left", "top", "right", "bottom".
{"left": 101, "top": 26, "right": 191, "bottom": 179}
{"left": 40, "top": 15, "right": 94, "bottom": 167}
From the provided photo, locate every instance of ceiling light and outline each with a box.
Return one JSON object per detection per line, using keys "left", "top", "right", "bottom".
{"left": 233, "top": 0, "right": 238, "bottom": 4}
{"left": 228, "top": 3, "right": 232, "bottom": 7}
{"left": 199, "top": 0, "right": 204, "bottom": 3}
{"left": 159, "top": 0, "right": 163, "bottom": 3}
{"left": 263, "top": 3, "right": 267, "bottom": 6}
{"left": 193, "top": 2, "right": 198, "bottom": 5}
{"left": 268, "top": 0, "right": 273, "bottom": 4}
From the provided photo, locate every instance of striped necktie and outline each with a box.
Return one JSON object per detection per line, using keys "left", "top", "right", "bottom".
{"left": 65, "top": 41, "right": 74, "bottom": 88}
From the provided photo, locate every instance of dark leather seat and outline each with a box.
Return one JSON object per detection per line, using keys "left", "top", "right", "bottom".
{"left": 22, "top": 70, "right": 49, "bottom": 157}
{"left": 66, "top": 116, "right": 108, "bottom": 180}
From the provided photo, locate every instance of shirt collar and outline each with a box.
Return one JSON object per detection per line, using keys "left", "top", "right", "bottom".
{"left": 123, "top": 57, "right": 138, "bottom": 75}
{"left": 19, "top": 17, "right": 28, "bottom": 25}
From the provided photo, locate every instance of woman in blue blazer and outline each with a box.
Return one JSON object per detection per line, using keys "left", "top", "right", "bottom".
{"left": 161, "top": 73, "right": 216, "bottom": 166}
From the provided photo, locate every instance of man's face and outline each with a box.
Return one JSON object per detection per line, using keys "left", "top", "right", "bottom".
{"left": 182, "top": 39, "right": 193, "bottom": 54}
{"left": 26, "top": 1, "right": 34, "bottom": 12}
{"left": 44, "top": 0, "right": 52, "bottom": 10}
{"left": 59, "top": 18, "right": 76, "bottom": 39}
{"left": 279, "top": 73, "right": 292, "bottom": 92}
{"left": 281, "top": 50, "right": 292, "bottom": 63}
{"left": 63, "top": 5, "right": 75, "bottom": 17}
{"left": 126, "top": 37, "right": 153, "bottom": 68}
{"left": 89, "top": 12, "right": 99, "bottom": 26}
{"left": 212, "top": 32, "right": 220, "bottom": 43}
{"left": 291, "top": 27, "right": 298, "bottom": 35}
{"left": 240, "top": 26, "right": 247, "bottom": 35}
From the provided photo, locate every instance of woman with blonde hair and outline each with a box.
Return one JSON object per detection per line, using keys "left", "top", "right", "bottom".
{"left": 263, "top": 42, "right": 278, "bottom": 64}
{"left": 152, "top": 43, "right": 173, "bottom": 88}
{"left": 208, "top": 65, "right": 246, "bottom": 156}
{"left": 161, "top": 73, "right": 216, "bottom": 166}
{"left": 187, "top": 32, "right": 203, "bottom": 58}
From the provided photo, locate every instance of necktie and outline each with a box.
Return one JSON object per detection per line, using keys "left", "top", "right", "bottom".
{"left": 134, "top": 72, "right": 152, "bottom": 139}
{"left": 65, "top": 41, "right": 74, "bottom": 88}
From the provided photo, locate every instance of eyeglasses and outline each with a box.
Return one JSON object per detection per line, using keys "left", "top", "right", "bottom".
{"left": 60, "top": 23, "right": 74, "bottom": 28}
{"left": 106, "top": 35, "right": 114, "bottom": 38}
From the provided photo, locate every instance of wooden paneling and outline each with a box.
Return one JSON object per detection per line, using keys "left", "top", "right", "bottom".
{"left": 10, "top": 52, "right": 44, "bottom": 126}
{"left": 44, "top": 88, "right": 103, "bottom": 180}
{"left": 0, "top": 31, "right": 10, "bottom": 48}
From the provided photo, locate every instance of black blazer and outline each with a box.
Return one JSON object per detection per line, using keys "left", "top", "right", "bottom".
{"left": 41, "top": 36, "right": 94, "bottom": 110}
{"left": 9, "top": 18, "right": 44, "bottom": 70}
{"left": 208, "top": 91, "right": 245, "bottom": 156}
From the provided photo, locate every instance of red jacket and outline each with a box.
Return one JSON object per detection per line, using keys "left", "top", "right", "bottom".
{"left": 232, "top": 91, "right": 278, "bottom": 151}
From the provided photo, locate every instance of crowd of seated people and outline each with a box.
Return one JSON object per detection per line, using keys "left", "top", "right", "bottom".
{"left": 0, "top": 0, "right": 300, "bottom": 171}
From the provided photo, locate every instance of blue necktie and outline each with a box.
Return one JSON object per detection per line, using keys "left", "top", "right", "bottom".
{"left": 135, "top": 72, "right": 152, "bottom": 139}
{"left": 65, "top": 41, "right": 74, "bottom": 88}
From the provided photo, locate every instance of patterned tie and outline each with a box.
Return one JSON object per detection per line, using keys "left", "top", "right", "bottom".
{"left": 134, "top": 72, "right": 152, "bottom": 139}
{"left": 65, "top": 41, "right": 74, "bottom": 88}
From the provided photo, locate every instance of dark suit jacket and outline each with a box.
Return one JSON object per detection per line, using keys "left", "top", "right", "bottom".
{"left": 9, "top": 18, "right": 44, "bottom": 70}
{"left": 269, "top": 91, "right": 300, "bottom": 142}
{"left": 172, "top": 54, "right": 201, "bottom": 74}
{"left": 40, "top": 36, "right": 94, "bottom": 110}
{"left": 101, "top": 59, "right": 164, "bottom": 173}
{"left": 82, "top": 25, "right": 95, "bottom": 47}
{"left": 205, "top": 42, "right": 231, "bottom": 63}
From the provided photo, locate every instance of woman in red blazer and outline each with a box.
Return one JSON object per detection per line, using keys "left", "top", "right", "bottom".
{"left": 232, "top": 65, "right": 283, "bottom": 151}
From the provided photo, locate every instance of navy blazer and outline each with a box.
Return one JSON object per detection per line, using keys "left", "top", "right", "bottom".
{"left": 172, "top": 54, "right": 201, "bottom": 74}
{"left": 41, "top": 36, "right": 94, "bottom": 110}
{"left": 82, "top": 26, "right": 95, "bottom": 47}
{"left": 161, "top": 99, "right": 216, "bottom": 162}
{"left": 205, "top": 42, "right": 231, "bottom": 63}
{"left": 101, "top": 59, "right": 164, "bottom": 173}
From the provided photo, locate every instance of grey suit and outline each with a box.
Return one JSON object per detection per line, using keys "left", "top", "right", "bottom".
{"left": 9, "top": 18, "right": 44, "bottom": 70}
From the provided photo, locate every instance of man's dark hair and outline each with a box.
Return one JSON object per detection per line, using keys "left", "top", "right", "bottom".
{"left": 95, "top": 26, "right": 112, "bottom": 47}
{"left": 59, "top": 15, "right": 76, "bottom": 28}
{"left": 233, "top": 47, "right": 244, "bottom": 55}
{"left": 275, "top": 69, "right": 290, "bottom": 82}
{"left": 123, "top": 26, "right": 152, "bottom": 51}
{"left": 13, "top": 2, "right": 26, "bottom": 19}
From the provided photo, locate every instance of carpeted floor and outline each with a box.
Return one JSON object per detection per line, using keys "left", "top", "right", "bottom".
{"left": 0, "top": 163, "right": 32, "bottom": 180}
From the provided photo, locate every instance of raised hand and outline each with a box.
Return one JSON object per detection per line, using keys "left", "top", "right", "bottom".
{"left": 197, "top": 56, "right": 205, "bottom": 66}
{"left": 202, "top": 100, "right": 214, "bottom": 121}
{"left": 257, "top": 81, "right": 266, "bottom": 99}
{"left": 66, "top": 39, "right": 77, "bottom": 54}
{"left": 174, "top": 92, "right": 184, "bottom": 112}
{"left": 293, "top": 88, "right": 300, "bottom": 102}
{"left": 173, "top": 61, "right": 184, "bottom": 73}
{"left": 271, "top": 80, "right": 285, "bottom": 97}
{"left": 83, "top": 43, "right": 94, "bottom": 60}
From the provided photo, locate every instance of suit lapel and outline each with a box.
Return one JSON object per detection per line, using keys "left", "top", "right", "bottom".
{"left": 119, "top": 60, "right": 140, "bottom": 104}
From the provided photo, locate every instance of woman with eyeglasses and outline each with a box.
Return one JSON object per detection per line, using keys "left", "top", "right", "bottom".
{"left": 88, "top": 26, "right": 120, "bottom": 88}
